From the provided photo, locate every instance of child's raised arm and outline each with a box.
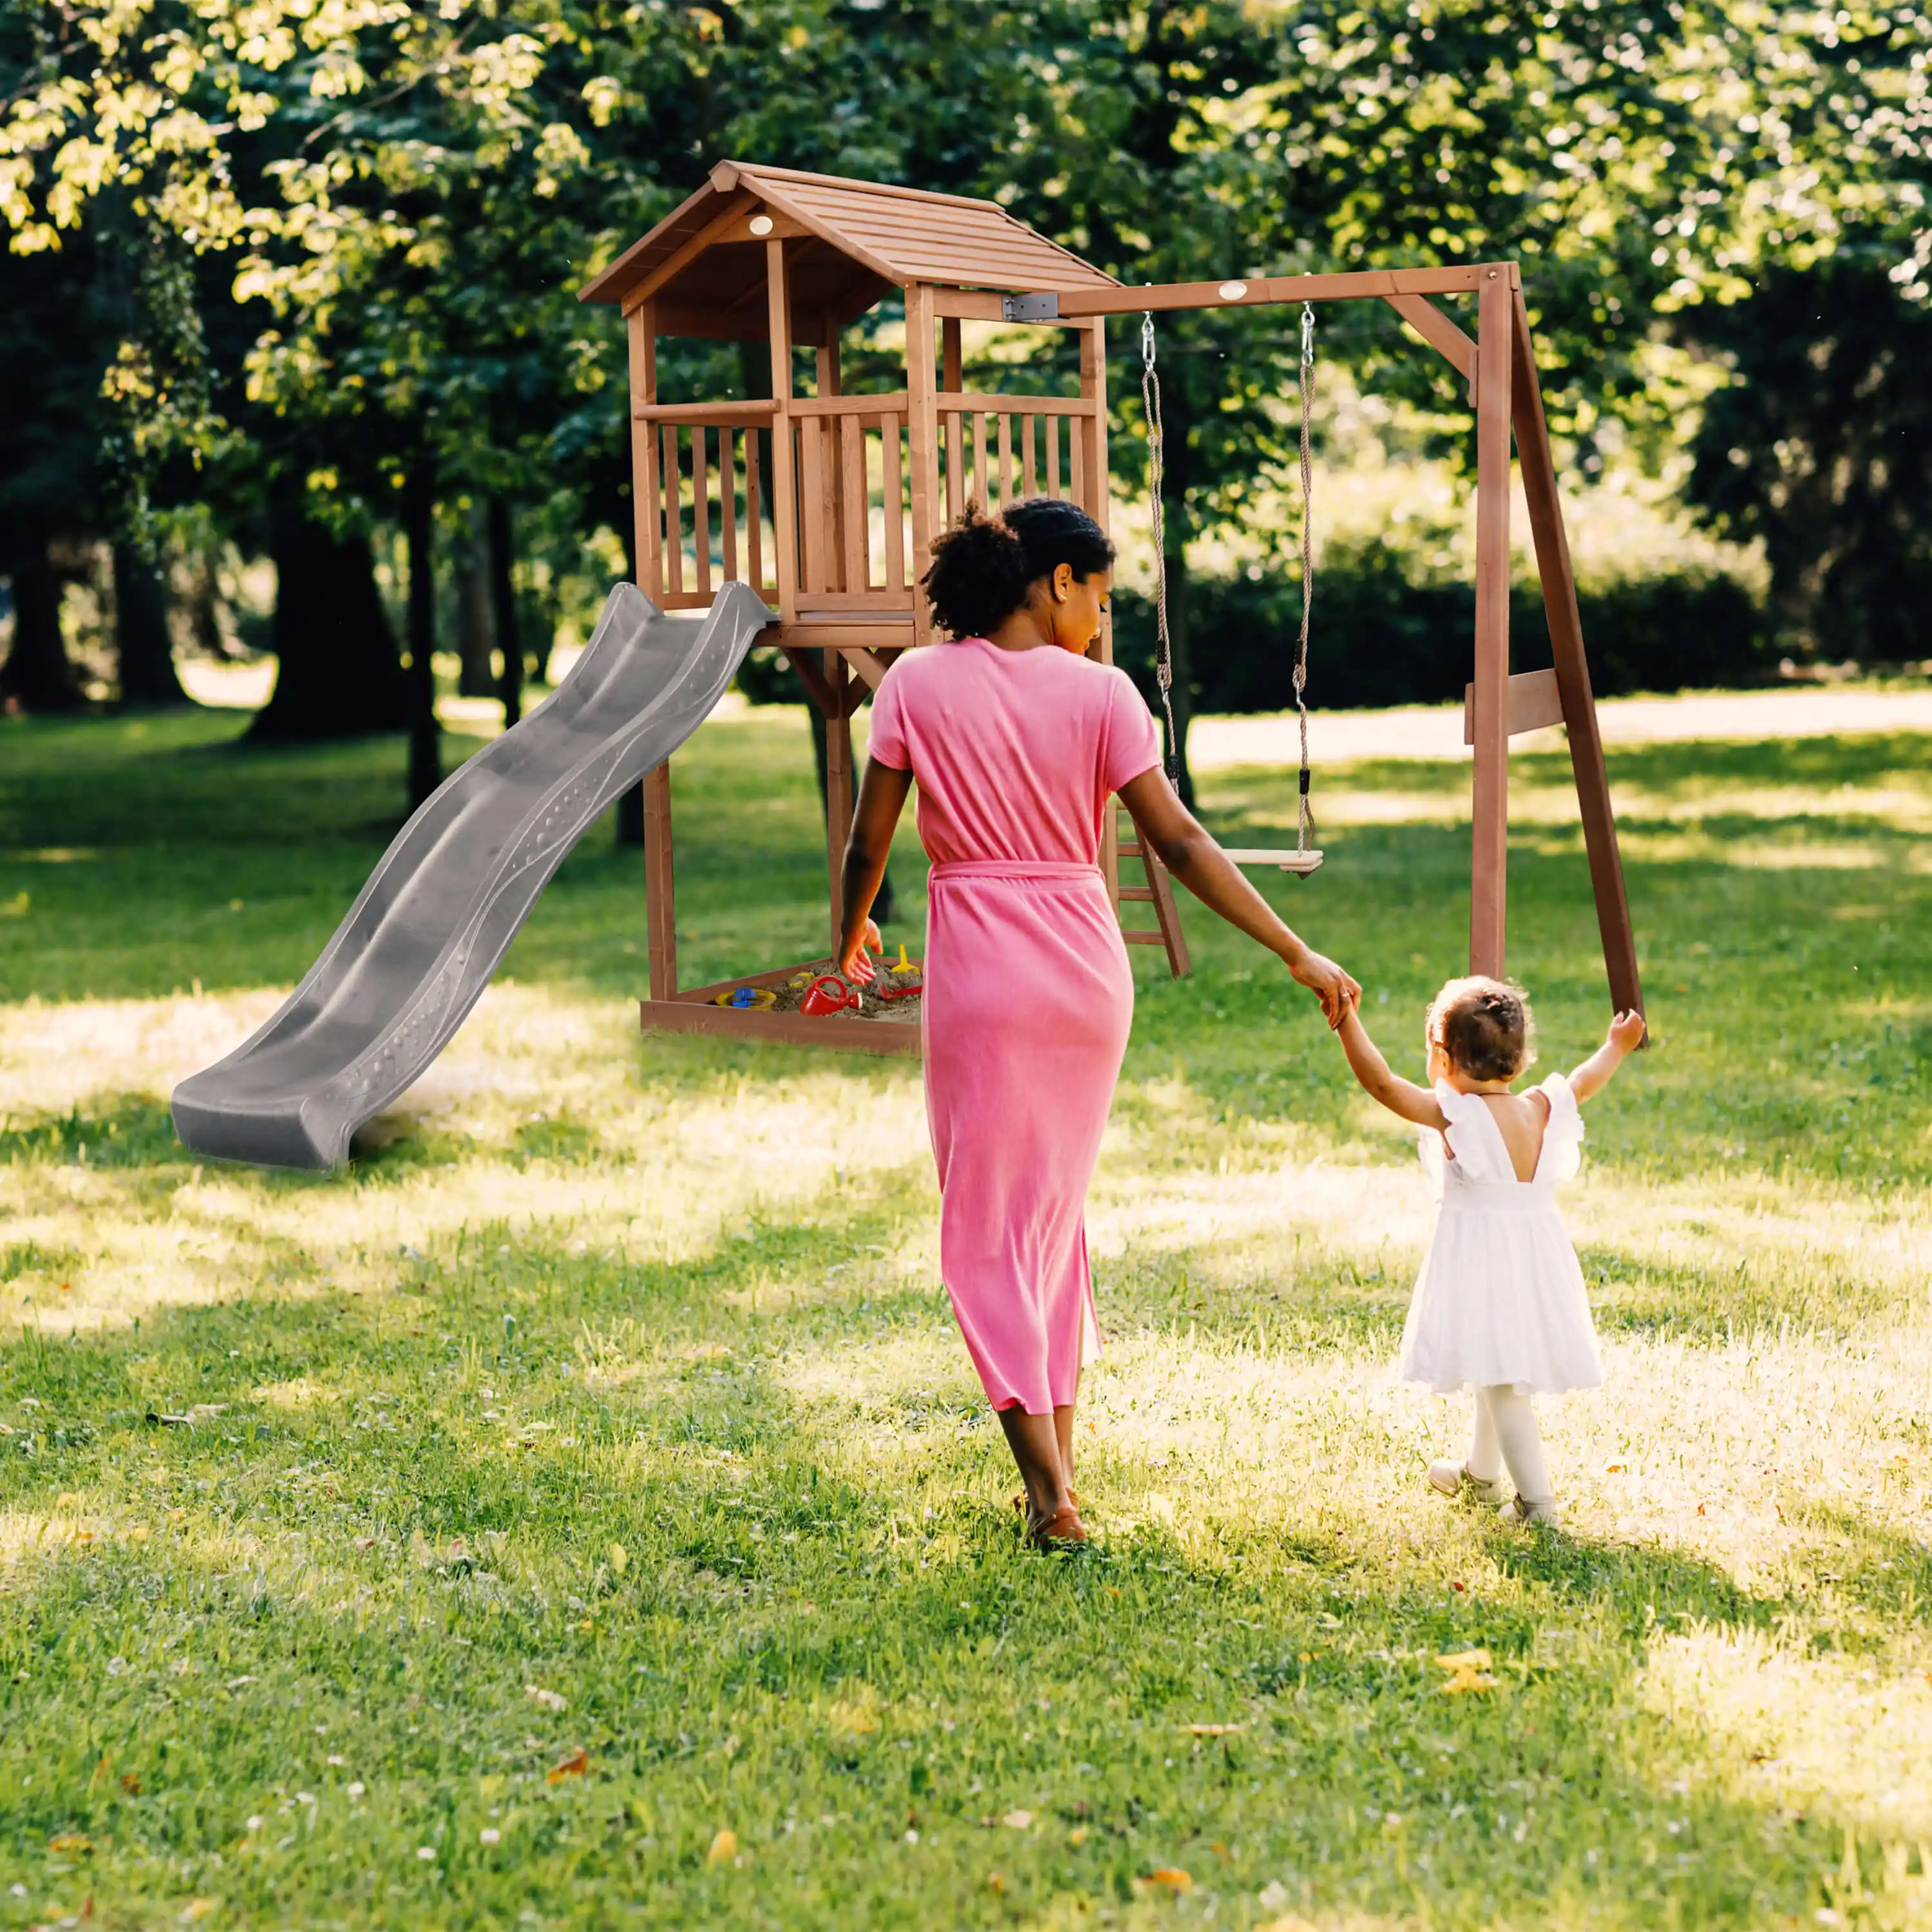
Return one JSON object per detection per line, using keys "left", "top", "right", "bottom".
{"left": 1336, "top": 998, "right": 1448, "bottom": 1131}
{"left": 1567, "top": 1010, "right": 1647, "bottom": 1104}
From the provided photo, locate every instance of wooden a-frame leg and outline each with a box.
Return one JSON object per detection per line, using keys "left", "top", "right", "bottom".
{"left": 1510, "top": 290, "right": 1644, "bottom": 1021}
{"left": 643, "top": 761, "right": 676, "bottom": 1001}
{"left": 824, "top": 649, "right": 853, "bottom": 958}
{"left": 1469, "top": 268, "right": 1515, "bottom": 978}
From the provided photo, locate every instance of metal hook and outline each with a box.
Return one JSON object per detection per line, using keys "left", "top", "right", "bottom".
{"left": 1300, "top": 301, "right": 1315, "bottom": 366}
{"left": 1141, "top": 311, "right": 1157, "bottom": 368}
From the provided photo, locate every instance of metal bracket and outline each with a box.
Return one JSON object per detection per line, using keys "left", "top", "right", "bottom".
{"left": 1001, "top": 291, "right": 1061, "bottom": 323}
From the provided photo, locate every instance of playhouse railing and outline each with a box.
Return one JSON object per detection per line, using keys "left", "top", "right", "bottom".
{"left": 637, "top": 392, "right": 1103, "bottom": 619}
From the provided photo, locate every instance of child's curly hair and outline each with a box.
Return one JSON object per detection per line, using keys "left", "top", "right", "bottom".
{"left": 1427, "top": 976, "right": 1535, "bottom": 1083}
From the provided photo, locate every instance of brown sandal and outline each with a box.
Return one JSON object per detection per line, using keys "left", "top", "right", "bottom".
{"left": 1025, "top": 1503, "right": 1089, "bottom": 1548}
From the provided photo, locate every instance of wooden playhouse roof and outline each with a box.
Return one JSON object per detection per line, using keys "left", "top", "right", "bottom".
{"left": 579, "top": 161, "right": 1117, "bottom": 336}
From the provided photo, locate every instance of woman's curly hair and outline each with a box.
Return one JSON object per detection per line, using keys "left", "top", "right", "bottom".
{"left": 920, "top": 498, "right": 1115, "bottom": 639}
{"left": 1427, "top": 976, "right": 1536, "bottom": 1083}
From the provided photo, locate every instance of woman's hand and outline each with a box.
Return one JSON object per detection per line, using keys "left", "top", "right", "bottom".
{"left": 840, "top": 919, "right": 883, "bottom": 984}
{"left": 1287, "top": 948, "right": 1361, "bottom": 1029}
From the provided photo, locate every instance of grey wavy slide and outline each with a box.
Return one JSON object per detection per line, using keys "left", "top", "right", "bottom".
{"left": 172, "top": 580, "right": 774, "bottom": 1171}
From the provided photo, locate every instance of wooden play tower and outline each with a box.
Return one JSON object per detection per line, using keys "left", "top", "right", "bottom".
{"left": 579, "top": 160, "right": 1642, "bottom": 1056}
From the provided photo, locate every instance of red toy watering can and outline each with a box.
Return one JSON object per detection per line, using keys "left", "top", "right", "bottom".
{"left": 799, "top": 974, "right": 860, "bottom": 1018}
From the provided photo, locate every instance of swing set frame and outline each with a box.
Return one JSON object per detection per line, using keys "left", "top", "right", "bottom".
{"left": 1010, "top": 260, "right": 1644, "bottom": 1019}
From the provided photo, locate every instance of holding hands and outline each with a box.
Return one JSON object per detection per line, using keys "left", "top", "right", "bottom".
{"left": 1288, "top": 947, "right": 1360, "bottom": 1028}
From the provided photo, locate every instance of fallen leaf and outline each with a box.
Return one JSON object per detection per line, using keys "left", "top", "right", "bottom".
{"left": 985, "top": 1872, "right": 1005, "bottom": 1893}
{"left": 706, "top": 1828, "right": 737, "bottom": 1866}
{"left": 526, "top": 1685, "right": 567, "bottom": 1712}
{"left": 546, "top": 1748, "right": 589, "bottom": 1784}
{"left": 120, "top": 1774, "right": 142, "bottom": 1796}
{"left": 49, "top": 1832, "right": 93, "bottom": 1853}
{"left": 608, "top": 1542, "right": 629, "bottom": 1577}
{"left": 1133, "top": 1868, "right": 1193, "bottom": 1896}
{"left": 179, "top": 1899, "right": 216, "bottom": 1922}
{"left": 1435, "top": 1648, "right": 1499, "bottom": 1695}
{"left": 999, "top": 1810, "right": 1033, "bottom": 1830}
{"left": 1068, "top": 1827, "right": 1089, "bottom": 1846}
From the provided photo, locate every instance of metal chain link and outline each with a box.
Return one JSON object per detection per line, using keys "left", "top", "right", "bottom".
{"left": 1294, "top": 301, "right": 1316, "bottom": 855}
{"left": 1141, "top": 312, "right": 1180, "bottom": 784}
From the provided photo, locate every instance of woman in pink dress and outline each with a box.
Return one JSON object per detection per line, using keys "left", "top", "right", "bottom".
{"left": 837, "top": 502, "right": 1356, "bottom": 1547}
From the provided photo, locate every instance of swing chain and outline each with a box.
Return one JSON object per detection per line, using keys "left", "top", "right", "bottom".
{"left": 1294, "top": 302, "right": 1316, "bottom": 856}
{"left": 1141, "top": 312, "right": 1180, "bottom": 786}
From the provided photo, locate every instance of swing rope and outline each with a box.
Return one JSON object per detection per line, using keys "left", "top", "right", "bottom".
{"left": 1293, "top": 301, "right": 1316, "bottom": 858}
{"left": 1142, "top": 305, "right": 1318, "bottom": 857}
{"left": 1140, "top": 313, "right": 1180, "bottom": 786}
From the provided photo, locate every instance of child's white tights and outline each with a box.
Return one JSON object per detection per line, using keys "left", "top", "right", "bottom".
{"left": 1466, "top": 1385, "right": 1553, "bottom": 1506}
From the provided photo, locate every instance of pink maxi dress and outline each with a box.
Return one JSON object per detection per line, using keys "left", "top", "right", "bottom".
{"left": 866, "top": 638, "right": 1160, "bottom": 1415}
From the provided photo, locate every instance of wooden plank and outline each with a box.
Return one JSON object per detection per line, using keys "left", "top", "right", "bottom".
{"left": 1083, "top": 318, "right": 1110, "bottom": 537}
{"left": 765, "top": 237, "right": 800, "bottom": 625}
{"left": 942, "top": 317, "right": 963, "bottom": 394}
{"left": 798, "top": 416, "right": 828, "bottom": 591}
{"left": 783, "top": 641, "right": 838, "bottom": 717}
{"left": 795, "top": 591, "right": 907, "bottom": 612}
{"left": 905, "top": 283, "right": 940, "bottom": 647}
{"left": 1511, "top": 287, "right": 1643, "bottom": 1020}
{"left": 825, "top": 652, "right": 853, "bottom": 954}
{"left": 841, "top": 413, "right": 868, "bottom": 591}
{"left": 998, "top": 412, "right": 1014, "bottom": 509}
{"left": 643, "top": 761, "right": 676, "bottom": 1001}
{"left": 1469, "top": 267, "right": 1515, "bottom": 978}
{"left": 836, "top": 645, "right": 887, "bottom": 691}
{"left": 1068, "top": 402, "right": 1085, "bottom": 509}
{"left": 634, "top": 399, "right": 781, "bottom": 424}
{"left": 818, "top": 325, "right": 843, "bottom": 594}
{"left": 690, "top": 425, "right": 712, "bottom": 596}
{"left": 934, "top": 392, "right": 1095, "bottom": 417}
{"left": 790, "top": 392, "right": 911, "bottom": 417}
{"left": 746, "top": 428, "right": 765, "bottom": 592}
{"left": 943, "top": 409, "right": 963, "bottom": 524}
{"left": 1037, "top": 263, "right": 1499, "bottom": 319}
{"left": 1045, "top": 415, "right": 1061, "bottom": 497}
{"left": 1021, "top": 413, "right": 1037, "bottom": 498}
{"left": 784, "top": 620, "right": 915, "bottom": 649}
{"left": 639, "top": 997, "right": 923, "bottom": 1058}
{"left": 719, "top": 428, "right": 739, "bottom": 583}
{"left": 883, "top": 415, "right": 905, "bottom": 591}
{"left": 661, "top": 424, "right": 683, "bottom": 598}
{"left": 1462, "top": 667, "right": 1565, "bottom": 743}
{"left": 628, "top": 305, "right": 662, "bottom": 600}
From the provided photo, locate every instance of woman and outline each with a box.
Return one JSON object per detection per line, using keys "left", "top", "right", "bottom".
{"left": 838, "top": 500, "right": 1358, "bottom": 1547}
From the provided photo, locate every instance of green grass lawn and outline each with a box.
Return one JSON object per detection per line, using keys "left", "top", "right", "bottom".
{"left": 1, "top": 700, "right": 1929, "bottom": 1931}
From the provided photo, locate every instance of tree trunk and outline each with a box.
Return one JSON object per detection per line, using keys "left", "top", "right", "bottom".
{"left": 252, "top": 502, "right": 408, "bottom": 739}
{"left": 113, "top": 542, "right": 191, "bottom": 708}
{"left": 489, "top": 497, "right": 522, "bottom": 729}
{"left": 1, "top": 535, "right": 82, "bottom": 712}
{"left": 1159, "top": 392, "right": 1197, "bottom": 808}
{"left": 404, "top": 472, "right": 441, "bottom": 811}
{"left": 454, "top": 502, "right": 496, "bottom": 697}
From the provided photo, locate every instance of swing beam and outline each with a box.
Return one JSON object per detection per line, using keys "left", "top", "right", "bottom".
{"left": 1006, "top": 261, "right": 1643, "bottom": 1025}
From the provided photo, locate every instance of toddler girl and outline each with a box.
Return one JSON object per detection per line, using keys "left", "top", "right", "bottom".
{"left": 1334, "top": 975, "right": 1645, "bottom": 1526}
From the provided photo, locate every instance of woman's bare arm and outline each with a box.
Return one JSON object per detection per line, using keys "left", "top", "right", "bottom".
{"left": 837, "top": 757, "right": 914, "bottom": 981}
{"left": 1115, "top": 766, "right": 1359, "bottom": 1025}
{"left": 1336, "top": 1002, "right": 1448, "bottom": 1130}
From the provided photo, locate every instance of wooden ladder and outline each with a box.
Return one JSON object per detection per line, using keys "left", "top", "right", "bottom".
{"left": 1113, "top": 816, "right": 1191, "bottom": 978}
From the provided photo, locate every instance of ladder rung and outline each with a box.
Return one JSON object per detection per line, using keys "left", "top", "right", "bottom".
{"left": 1119, "top": 887, "right": 1155, "bottom": 902}
{"left": 1123, "top": 931, "right": 1166, "bottom": 945}
{"left": 1118, "top": 840, "right": 1143, "bottom": 858}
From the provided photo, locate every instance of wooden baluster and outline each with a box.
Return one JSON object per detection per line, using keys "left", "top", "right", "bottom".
{"left": 799, "top": 417, "right": 828, "bottom": 591}
{"left": 819, "top": 320, "right": 844, "bottom": 592}
{"left": 1068, "top": 408, "right": 1085, "bottom": 507}
{"left": 884, "top": 414, "right": 905, "bottom": 591}
{"left": 692, "top": 424, "right": 712, "bottom": 596}
{"left": 746, "top": 429, "right": 765, "bottom": 594}
{"left": 906, "top": 283, "right": 940, "bottom": 646}
{"left": 629, "top": 304, "right": 661, "bottom": 600}
{"left": 1045, "top": 415, "right": 1062, "bottom": 498}
{"left": 719, "top": 428, "right": 739, "bottom": 584}
{"left": 998, "top": 412, "right": 1014, "bottom": 509}
{"left": 842, "top": 414, "right": 867, "bottom": 591}
{"left": 1021, "top": 413, "right": 1037, "bottom": 498}
{"left": 943, "top": 409, "right": 963, "bottom": 524}
{"left": 662, "top": 424, "right": 683, "bottom": 597}
{"left": 764, "top": 236, "right": 799, "bottom": 623}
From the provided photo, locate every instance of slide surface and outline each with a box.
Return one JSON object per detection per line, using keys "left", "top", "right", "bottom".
{"left": 173, "top": 581, "right": 773, "bottom": 1170}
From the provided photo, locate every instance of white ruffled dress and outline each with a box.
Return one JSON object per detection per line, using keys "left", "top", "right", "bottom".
{"left": 1397, "top": 1072, "right": 1603, "bottom": 1396}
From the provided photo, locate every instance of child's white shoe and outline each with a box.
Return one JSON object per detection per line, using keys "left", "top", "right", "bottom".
{"left": 1499, "top": 1493, "right": 1560, "bottom": 1528}
{"left": 1427, "top": 1460, "right": 1509, "bottom": 1508}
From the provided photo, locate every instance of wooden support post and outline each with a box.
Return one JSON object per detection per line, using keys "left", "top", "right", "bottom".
{"left": 905, "top": 283, "right": 940, "bottom": 645}
{"left": 643, "top": 761, "right": 676, "bottom": 1000}
{"left": 819, "top": 315, "right": 845, "bottom": 592}
{"left": 1468, "top": 267, "right": 1514, "bottom": 978}
{"left": 1079, "top": 316, "right": 1121, "bottom": 909}
{"left": 628, "top": 304, "right": 661, "bottom": 598}
{"left": 766, "top": 239, "right": 799, "bottom": 623}
{"left": 825, "top": 650, "right": 854, "bottom": 954}
{"left": 1511, "top": 289, "right": 1644, "bottom": 1021}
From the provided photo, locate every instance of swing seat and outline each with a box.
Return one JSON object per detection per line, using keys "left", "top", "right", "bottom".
{"left": 1223, "top": 848, "right": 1324, "bottom": 876}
